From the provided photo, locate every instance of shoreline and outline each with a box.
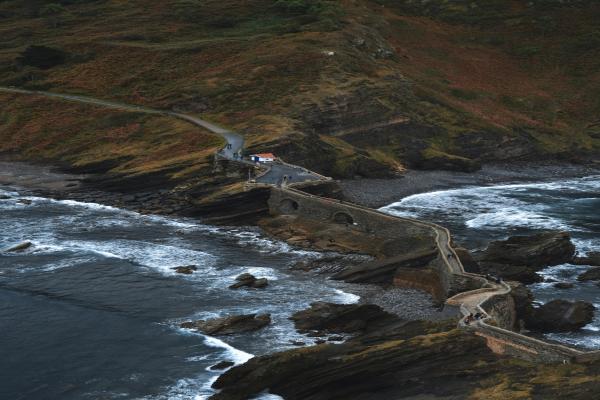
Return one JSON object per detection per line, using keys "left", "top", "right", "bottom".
{"left": 340, "top": 161, "right": 600, "bottom": 208}
{"left": 3, "top": 159, "right": 598, "bottom": 219}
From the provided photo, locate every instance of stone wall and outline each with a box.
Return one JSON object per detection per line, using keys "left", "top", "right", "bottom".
{"left": 268, "top": 187, "right": 435, "bottom": 257}
{"left": 474, "top": 325, "right": 580, "bottom": 363}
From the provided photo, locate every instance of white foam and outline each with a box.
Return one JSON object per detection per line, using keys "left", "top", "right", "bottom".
{"left": 231, "top": 267, "right": 280, "bottom": 281}
{"left": 40, "top": 256, "right": 94, "bottom": 272}
{"left": 202, "top": 335, "right": 253, "bottom": 365}
{"left": 380, "top": 175, "right": 599, "bottom": 233}
{"left": 545, "top": 332, "right": 600, "bottom": 350}
{"left": 465, "top": 209, "right": 571, "bottom": 231}
{"left": 185, "top": 355, "right": 211, "bottom": 362}
{"left": 67, "top": 239, "right": 216, "bottom": 275}
{"left": 333, "top": 289, "right": 360, "bottom": 304}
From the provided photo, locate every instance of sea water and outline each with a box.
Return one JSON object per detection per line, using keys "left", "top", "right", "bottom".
{"left": 0, "top": 187, "right": 358, "bottom": 399}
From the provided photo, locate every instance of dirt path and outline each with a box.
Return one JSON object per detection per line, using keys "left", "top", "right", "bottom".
{"left": 0, "top": 86, "right": 244, "bottom": 158}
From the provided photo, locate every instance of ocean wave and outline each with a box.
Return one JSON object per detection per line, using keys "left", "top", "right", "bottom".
{"left": 545, "top": 332, "right": 600, "bottom": 350}
{"left": 465, "top": 209, "right": 572, "bottom": 231}
{"left": 380, "top": 175, "right": 599, "bottom": 234}
{"left": 152, "top": 328, "right": 254, "bottom": 400}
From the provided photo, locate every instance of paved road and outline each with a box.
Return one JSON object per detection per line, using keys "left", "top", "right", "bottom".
{"left": 0, "top": 86, "right": 244, "bottom": 160}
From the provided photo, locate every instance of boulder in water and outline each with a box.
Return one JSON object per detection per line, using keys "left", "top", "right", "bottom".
{"left": 477, "top": 231, "right": 575, "bottom": 269}
{"left": 526, "top": 299, "right": 595, "bottom": 332}
{"left": 577, "top": 267, "right": 600, "bottom": 281}
{"left": 0, "top": 194, "right": 11, "bottom": 200}
{"left": 210, "top": 361, "right": 235, "bottom": 371}
{"left": 172, "top": 265, "right": 197, "bottom": 274}
{"left": 554, "top": 282, "right": 575, "bottom": 289}
{"left": 180, "top": 313, "right": 271, "bottom": 335}
{"left": 573, "top": 251, "right": 600, "bottom": 266}
{"left": 17, "top": 199, "right": 32, "bottom": 205}
{"left": 4, "top": 241, "right": 33, "bottom": 252}
{"left": 229, "top": 273, "right": 269, "bottom": 289}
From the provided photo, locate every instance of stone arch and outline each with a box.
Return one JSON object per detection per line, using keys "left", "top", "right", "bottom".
{"left": 279, "top": 198, "right": 299, "bottom": 213}
{"left": 332, "top": 212, "right": 354, "bottom": 225}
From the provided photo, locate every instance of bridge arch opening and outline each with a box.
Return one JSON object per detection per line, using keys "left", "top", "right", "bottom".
{"left": 332, "top": 212, "right": 354, "bottom": 225}
{"left": 279, "top": 198, "right": 299, "bottom": 213}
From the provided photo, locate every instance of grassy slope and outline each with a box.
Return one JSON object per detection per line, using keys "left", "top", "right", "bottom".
{"left": 0, "top": 92, "right": 223, "bottom": 180}
{"left": 0, "top": 0, "right": 598, "bottom": 181}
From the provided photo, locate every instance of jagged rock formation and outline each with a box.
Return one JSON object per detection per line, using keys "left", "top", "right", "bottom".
{"left": 229, "top": 273, "right": 269, "bottom": 289}
{"left": 210, "top": 301, "right": 600, "bottom": 400}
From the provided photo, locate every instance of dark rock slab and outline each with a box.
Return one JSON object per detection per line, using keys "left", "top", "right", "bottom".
{"left": 180, "top": 314, "right": 271, "bottom": 335}
{"left": 454, "top": 247, "right": 480, "bottom": 273}
{"left": 229, "top": 273, "right": 269, "bottom": 289}
{"left": 479, "top": 262, "right": 543, "bottom": 285}
{"left": 554, "top": 282, "right": 575, "bottom": 289}
{"left": 290, "top": 302, "right": 396, "bottom": 336}
{"left": 4, "top": 241, "right": 33, "bottom": 252}
{"left": 210, "top": 361, "right": 235, "bottom": 371}
{"left": 332, "top": 249, "right": 438, "bottom": 284}
{"left": 172, "top": 265, "right": 197, "bottom": 274}
{"left": 573, "top": 251, "right": 600, "bottom": 266}
{"left": 209, "top": 328, "right": 492, "bottom": 400}
{"left": 578, "top": 267, "right": 600, "bottom": 281}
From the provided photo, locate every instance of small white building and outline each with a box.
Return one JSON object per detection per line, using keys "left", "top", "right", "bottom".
{"left": 249, "top": 153, "right": 276, "bottom": 163}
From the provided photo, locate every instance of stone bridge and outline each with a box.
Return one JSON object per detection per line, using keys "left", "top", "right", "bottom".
{"left": 267, "top": 183, "right": 600, "bottom": 364}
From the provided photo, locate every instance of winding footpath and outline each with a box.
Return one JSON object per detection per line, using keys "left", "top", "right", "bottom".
{"left": 0, "top": 86, "right": 245, "bottom": 159}
{"left": 3, "top": 86, "right": 598, "bottom": 363}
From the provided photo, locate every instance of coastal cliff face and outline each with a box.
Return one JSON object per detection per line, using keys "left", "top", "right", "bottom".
{"left": 1, "top": 0, "right": 599, "bottom": 186}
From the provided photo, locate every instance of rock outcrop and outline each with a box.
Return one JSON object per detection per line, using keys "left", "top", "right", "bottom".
{"left": 171, "top": 265, "right": 197, "bottom": 274}
{"left": 526, "top": 300, "right": 595, "bottom": 333}
{"left": 208, "top": 299, "right": 600, "bottom": 400}
{"left": 453, "top": 247, "right": 480, "bottom": 274}
{"left": 180, "top": 314, "right": 271, "bottom": 335}
{"left": 4, "top": 241, "right": 33, "bottom": 252}
{"left": 479, "top": 262, "right": 544, "bottom": 284}
{"left": 554, "top": 282, "right": 575, "bottom": 289}
{"left": 478, "top": 231, "right": 575, "bottom": 268}
{"left": 573, "top": 252, "right": 600, "bottom": 266}
{"left": 332, "top": 249, "right": 438, "bottom": 284}
{"left": 290, "top": 302, "right": 396, "bottom": 336}
{"left": 210, "top": 361, "right": 235, "bottom": 371}
{"left": 476, "top": 231, "right": 576, "bottom": 284}
{"left": 577, "top": 267, "right": 600, "bottom": 281}
{"left": 229, "top": 273, "right": 269, "bottom": 289}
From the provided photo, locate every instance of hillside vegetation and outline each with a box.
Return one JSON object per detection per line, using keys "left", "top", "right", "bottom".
{"left": 1, "top": 0, "right": 599, "bottom": 182}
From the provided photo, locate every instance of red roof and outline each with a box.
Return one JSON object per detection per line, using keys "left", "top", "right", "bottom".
{"left": 251, "top": 153, "right": 275, "bottom": 158}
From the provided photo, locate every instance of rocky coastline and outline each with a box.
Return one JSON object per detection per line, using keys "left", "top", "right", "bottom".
{"left": 3, "top": 159, "right": 600, "bottom": 399}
